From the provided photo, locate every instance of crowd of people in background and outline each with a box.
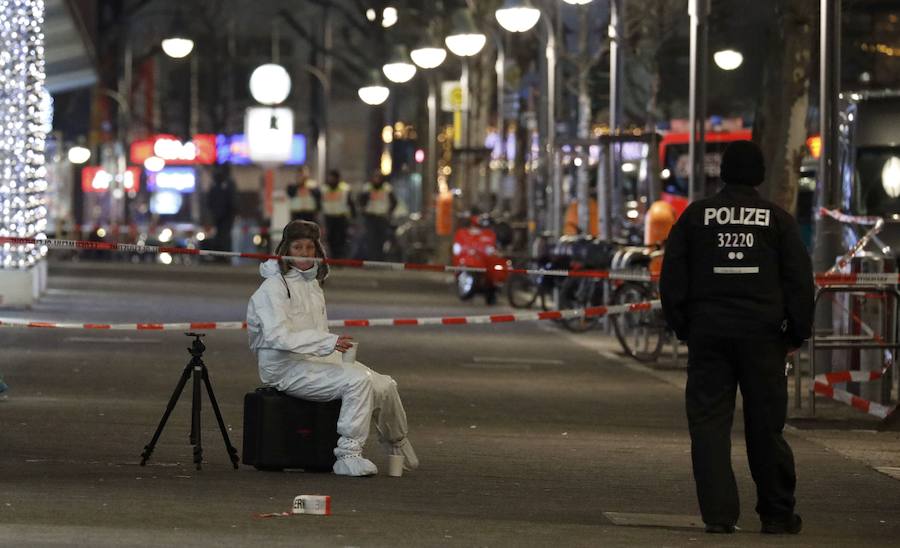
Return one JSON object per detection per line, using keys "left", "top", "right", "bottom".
{"left": 284, "top": 167, "right": 397, "bottom": 260}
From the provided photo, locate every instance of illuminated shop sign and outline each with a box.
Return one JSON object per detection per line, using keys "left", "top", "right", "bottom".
{"left": 81, "top": 166, "right": 141, "bottom": 193}
{"left": 130, "top": 134, "right": 217, "bottom": 165}
{"left": 215, "top": 133, "right": 306, "bottom": 165}
{"left": 147, "top": 166, "right": 196, "bottom": 193}
{"left": 245, "top": 107, "right": 294, "bottom": 165}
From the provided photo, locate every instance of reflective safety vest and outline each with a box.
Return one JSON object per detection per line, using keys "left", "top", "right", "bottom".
{"left": 363, "top": 182, "right": 393, "bottom": 216}
{"left": 290, "top": 185, "right": 318, "bottom": 213}
{"left": 322, "top": 182, "right": 352, "bottom": 217}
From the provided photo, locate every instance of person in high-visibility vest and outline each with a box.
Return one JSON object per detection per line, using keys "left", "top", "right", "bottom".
{"left": 359, "top": 171, "right": 397, "bottom": 260}
{"left": 286, "top": 166, "right": 321, "bottom": 223}
{"left": 563, "top": 197, "right": 599, "bottom": 236}
{"left": 321, "top": 169, "right": 356, "bottom": 258}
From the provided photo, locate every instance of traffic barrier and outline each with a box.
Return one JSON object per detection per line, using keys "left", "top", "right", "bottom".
{"left": 816, "top": 272, "right": 900, "bottom": 286}
{"left": 0, "top": 301, "right": 660, "bottom": 331}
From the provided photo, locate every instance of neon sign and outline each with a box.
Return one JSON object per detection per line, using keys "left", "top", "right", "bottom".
{"left": 81, "top": 166, "right": 141, "bottom": 193}
{"left": 130, "top": 134, "right": 216, "bottom": 165}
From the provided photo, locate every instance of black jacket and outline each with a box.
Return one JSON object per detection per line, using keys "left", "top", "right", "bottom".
{"left": 659, "top": 185, "right": 814, "bottom": 346}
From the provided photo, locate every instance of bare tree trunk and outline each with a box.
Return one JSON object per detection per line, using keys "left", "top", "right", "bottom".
{"left": 753, "top": 0, "right": 815, "bottom": 214}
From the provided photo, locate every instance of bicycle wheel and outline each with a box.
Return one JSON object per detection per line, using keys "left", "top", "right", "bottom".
{"left": 610, "top": 282, "right": 666, "bottom": 362}
{"left": 558, "top": 277, "right": 603, "bottom": 333}
{"left": 506, "top": 273, "right": 540, "bottom": 308}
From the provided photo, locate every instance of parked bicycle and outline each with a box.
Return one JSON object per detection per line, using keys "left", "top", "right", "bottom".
{"left": 556, "top": 237, "right": 618, "bottom": 332}
{"left": 506, "top": 233, "right": 563, "bottom": 311}
{"left": 608, "top": 245, "right": 670, "bottom": 362}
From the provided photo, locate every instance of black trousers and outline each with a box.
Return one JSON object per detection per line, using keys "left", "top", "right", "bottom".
{"left": 363, "top": 214, "right": 391, "bottom": 261}
{"left": 686, "top": 335, "right": 796, "bottom": 526}
{"left": 324, "top": 215, "right": 349, "bottom": 258}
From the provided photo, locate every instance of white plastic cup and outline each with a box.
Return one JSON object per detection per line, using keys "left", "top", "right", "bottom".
{"left": 342, "top": 342, "right": 358, "bottom": 364}
{"left": 387, "top": 454, "right": 404, "bottom": 477}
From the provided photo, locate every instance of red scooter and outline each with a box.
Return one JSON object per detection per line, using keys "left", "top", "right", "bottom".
{"left": 451, "top": 214, "right": 512, "bottom": 305}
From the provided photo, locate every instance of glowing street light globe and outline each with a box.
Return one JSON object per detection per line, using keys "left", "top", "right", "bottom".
{"left": 445, "top": 9, "right": 487, "bottom": 57}
{"left": 382, "top": 46, "right": 417, "bottom": 83}
{"left": 67, "top": 146, "right": 90, "bottom": 164}
{"left": 562, "top": 0, "right": 594, "bottom": 4}
{"left": 249, "top": 63, "right": 292, "bottom": 105}
{"left": 411, "top": 47, "right": 447, "bottom": 69}
{"left": 161, "top": 37, "right": 194, "bottom": 59}
{"left": 143, "top": 156, "right": 166, "bottom": 172}
{"left": 495, "top": 0, "right": 541, "bottom": 33}
{"left": 445, "top": 34, "right": 486, "bottom": 57}
{"left": 382, "top": 62, "right": 416, "bottom": 83}
{"left": 358, "top": 85, "right": 390, "bottom": 106}
{"left": 714, "top": 49, "right": 744, "bottom": 71}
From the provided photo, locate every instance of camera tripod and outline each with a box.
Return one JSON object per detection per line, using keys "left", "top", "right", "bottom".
{"left": 140, "top": 333, "right": 240, "bottom": 470}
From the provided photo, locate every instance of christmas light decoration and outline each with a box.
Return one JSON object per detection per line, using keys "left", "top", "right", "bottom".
{"left": 0, "top": 0, "right": 48, "bottom": 270}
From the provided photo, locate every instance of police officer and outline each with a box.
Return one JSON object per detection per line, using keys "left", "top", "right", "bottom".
{"left": 659, "top": 140, "right": 814, "bottom": 535}
{"left": 286, "top": 166, "right": 322, "bottom": 223}
{"left": 321, "top": 169, "right": 356, "bottom": 258}
{"left": 359, "top": 170, "right": 397, "bottom": 260}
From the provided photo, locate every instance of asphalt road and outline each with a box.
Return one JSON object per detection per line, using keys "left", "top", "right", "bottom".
{"left": 0, "top": 259, "right": 898, "bottom": 547}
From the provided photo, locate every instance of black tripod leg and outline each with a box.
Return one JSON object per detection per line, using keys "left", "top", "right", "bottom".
{"left": 141, "top": 363, "right": 193, "bottom": 466}
{"left": 201, "top": 367, "right": 241, "bottom": 469}
{"left": 191, "top": 364, "right": 203, "bottom": 470}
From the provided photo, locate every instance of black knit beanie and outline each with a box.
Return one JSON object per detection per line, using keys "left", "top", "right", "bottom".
{"left": 720, "top": 140, "right": 765, "bottom": 186}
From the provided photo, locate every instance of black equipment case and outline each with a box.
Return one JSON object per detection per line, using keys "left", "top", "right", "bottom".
{"left": 241, "top": 387, "right": 341, "bottom": 472}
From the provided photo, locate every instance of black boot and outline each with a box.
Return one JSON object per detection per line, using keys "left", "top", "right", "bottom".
{"left": 761, "top": 514, "right": 802, "bottom": 534}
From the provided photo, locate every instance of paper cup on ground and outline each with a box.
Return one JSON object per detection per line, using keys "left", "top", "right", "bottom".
{"left": 342, "top": 342, "right": 358, "bottom": 363}
{"left": 387, "top": 454, "right": 404, "bottom": 477}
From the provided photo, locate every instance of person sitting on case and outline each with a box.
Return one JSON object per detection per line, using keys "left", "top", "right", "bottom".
{"left": 246, "top": 220, "right": 418, "bottom": 476}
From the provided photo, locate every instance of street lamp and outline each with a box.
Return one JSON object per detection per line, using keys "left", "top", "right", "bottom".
{"left": 497, "top": 3, "right": 560, "bottom": 236}
{"left": 411, "top": 38, "right": 447, "bottom": 216}
{"left": 67, "top": 146, "right": 91, "bottom": 164}
{"left": 161, "top": 36, "right": 194, "bottom": 59}
{"left": 445, "top": 9, "right": 487, "bottom": 57}
{"left": 713, "top": 49, "right": 743, "bottom": 70}
{"left": 411, "top": 45, "right": 447, "bottom": 70}
{"left": 381, "top": 6, "right": 398, "bottom": 28}
{"left": 495, "top": 0, "right": 541, "bottom": 33}
{"left": 249, "top": 63, "right": 292, "bottom": 105}
{"left": 382, "top": 45, "right": 417, "bottom": 84}
{"left": 561, "top": 0, "right": 594, "bottom": 4}
{"left": 358, "top": 70, "right": 390, "bottom": 106}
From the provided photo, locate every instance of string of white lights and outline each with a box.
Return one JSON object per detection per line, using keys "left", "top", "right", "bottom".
{"left": 0, "top": 0, "right": 48, "bottom": 270}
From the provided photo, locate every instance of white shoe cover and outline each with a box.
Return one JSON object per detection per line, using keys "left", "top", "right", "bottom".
{"left": 333, "top": 455, "right": 378, "bottom": 477}
{"left": 383, "top": 438, "right": 419, "bottom": 471}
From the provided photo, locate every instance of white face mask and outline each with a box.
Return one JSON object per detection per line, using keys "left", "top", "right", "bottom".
{"left": 294, "top": 262, "right": 318, "bottom": 280}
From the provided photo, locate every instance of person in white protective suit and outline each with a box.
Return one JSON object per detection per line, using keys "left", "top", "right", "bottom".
{"left": 246, "top": 220, "right": 418, "bottom": 476}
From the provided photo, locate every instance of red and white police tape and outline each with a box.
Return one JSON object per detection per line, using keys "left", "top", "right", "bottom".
{"left": 815, "top": 272, "right": 900, "bottom": 286}
{"left": 827, "top": 217, "right": 885, "bottom": 275}
{"left": 0, "top": 235, "right": 652, "bottom": 281}
{"left": 819, "top": 207, "right": 883, "bottom": 227}
{"left": 0, "top": 300, "right": 660, "bottom": 331}
{"left": 4, "top": 228, "right": 899, "bottom": 287}
{"left": 813, "top": 368, "right": 896, "bottom": 420}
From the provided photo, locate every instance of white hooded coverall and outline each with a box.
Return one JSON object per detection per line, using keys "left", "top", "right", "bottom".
{"left": 246, "top": 260, "right": 411, "bottom": 471}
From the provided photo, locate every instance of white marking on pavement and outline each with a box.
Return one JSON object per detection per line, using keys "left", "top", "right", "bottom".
{"left": 461, "top": 362, "right": 532, "bottom": 371}
{"left": 876, "top": 467, "right": 900, "bottom": 481}
{"left": 64, "top": 337, "right": 162, "bottom": 344}
{"left": 603, "top": 512, "right": 705, "bottom": 529}
{"left": 473, "top": 356, "right": 564, "bottom": 365}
